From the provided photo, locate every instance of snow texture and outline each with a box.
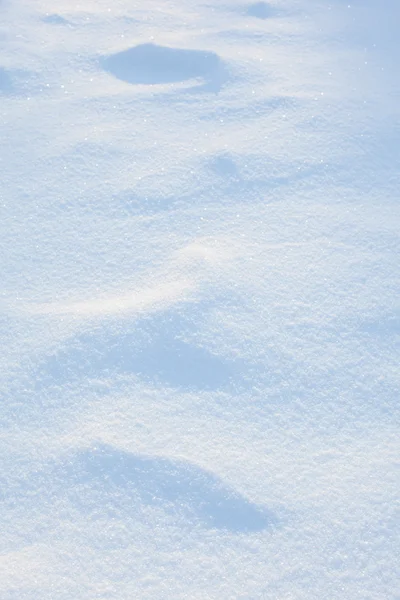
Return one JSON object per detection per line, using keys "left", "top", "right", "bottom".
{"left": 1, "top": 0, "right": 399, "bottom": 598}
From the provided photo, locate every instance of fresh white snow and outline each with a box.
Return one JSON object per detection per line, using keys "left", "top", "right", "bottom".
{"left": 1, "top": 0, "right": 399, "bottom": 598}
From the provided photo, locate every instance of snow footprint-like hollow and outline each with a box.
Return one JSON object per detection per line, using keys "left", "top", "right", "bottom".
{"left": 101, "top": 43, "right": 226, "bottom": 88}
{"left": 247, "top": 2, "right": 274, "bottom": 19}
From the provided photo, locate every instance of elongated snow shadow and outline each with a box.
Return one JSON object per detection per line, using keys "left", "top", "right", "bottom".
{"left": 359, "top": 313, "right": 400, "bottom": 337}
{"left": 0, "top": 67, "right": 13, "bottom": 93}
{"left": 0, "top": 67, "right": 37, "bottom": 96}
{"left": 42, "top": 14, "right": 70, "bottom": 25}
{"left": 35, "top": 312, "right": 241, "bottom": 390}
{"left": 59, "top": 445, "right": 274, "bottom": 532}
{"left": 101, "top": 43, "right": 227, "bottom": 91}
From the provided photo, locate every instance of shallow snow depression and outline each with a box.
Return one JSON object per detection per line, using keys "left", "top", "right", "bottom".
{"left": 1, "top": 0, "right": 399, "bottom": 598}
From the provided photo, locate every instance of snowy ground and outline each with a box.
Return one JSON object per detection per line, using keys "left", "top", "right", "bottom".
{"left": 1, "top": 0, "right": 399, "bottom": 598}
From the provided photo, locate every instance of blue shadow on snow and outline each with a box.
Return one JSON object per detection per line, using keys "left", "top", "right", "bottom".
{"left": 247, "top": 2, "right": 275, "bottom": 19}
{"left": 0, "top": 67, "right": 13, "bottom": 93}
{"left": 101, "top": 43, "right": 227, "bottom": 91}
{"left": 36, "top": 313, "right": 242, "bottom": 390}
{"left": 60, "top": 444, "right": 275, "bottom": 533}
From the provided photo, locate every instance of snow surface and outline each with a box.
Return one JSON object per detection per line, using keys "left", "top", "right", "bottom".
{"left": 1, "top": 0, "right": 399, "bottom": 598}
